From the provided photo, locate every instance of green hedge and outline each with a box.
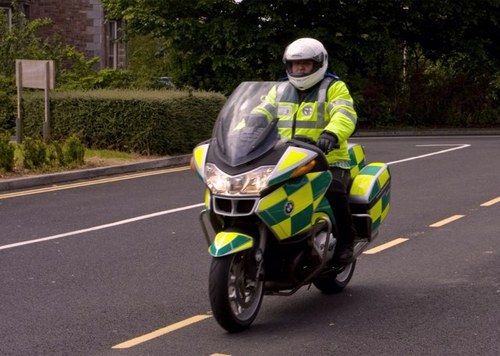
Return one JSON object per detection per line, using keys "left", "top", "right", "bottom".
{"left": 21, "top": 90, "right": 226, "bottom": 155}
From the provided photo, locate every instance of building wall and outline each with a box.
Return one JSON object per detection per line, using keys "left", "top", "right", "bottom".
{"left": 28, "top": 0, "right": 126, "bottom": 69}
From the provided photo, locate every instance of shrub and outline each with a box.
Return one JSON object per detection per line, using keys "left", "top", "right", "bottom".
{"left": 22, "top": 137, "right": 48, "bottom": 169}
{"left": 62, "top": 134, "right": 85, "bottom": 167}
{"left": 15, "top": 135, "right": 86, "bottom": 171}
{"left": 21, "top": 89, "right": 225, "bottom": 155}
{"left": 46, "top": 140, "right": 65, "bottom": 167}
{"left": 0, "top": 76, "right": 16, "bottom": 132}
{"left": 0, "top": 130, "right": 15, "bottom": 172}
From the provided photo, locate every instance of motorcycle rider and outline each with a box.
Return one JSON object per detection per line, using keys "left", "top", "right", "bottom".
{"left": 249, "top": 37, "right": 358, "bottom": 264}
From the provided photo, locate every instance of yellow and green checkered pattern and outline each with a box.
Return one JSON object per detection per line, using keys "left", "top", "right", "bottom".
{"left": 256, "top": 171, "right": 333, "bottom": 240}
{"left": 369, "top": 190, "right": 390, "bottom": 231}
{"left": 348, "top": 143, "right": 366, "bottom": 177}
{"left": 349, "top": 162, "right": 391, "bottom": 232}
{"left": 209, "top": 231, "right": 254, "bottom": 257}
{"left": 192, "top": 143, "right": 209, "bottom": 180}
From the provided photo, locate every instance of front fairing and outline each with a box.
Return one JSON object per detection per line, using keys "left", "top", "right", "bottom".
{"left": 212, "top": 81, "right": 280, "bottom": 167}
{"left": 192, "top": 81, "right": 331, "bottom": 195}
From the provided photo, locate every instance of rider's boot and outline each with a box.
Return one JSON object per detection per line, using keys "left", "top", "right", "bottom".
{"left": 327, "top": 167, "right": 355, "bottom": 265}
{"left": 329, "top": 192, "right": 356, "bottom": 265}
{"left": 334, "top": 224, "right": 355, "bottom": 264}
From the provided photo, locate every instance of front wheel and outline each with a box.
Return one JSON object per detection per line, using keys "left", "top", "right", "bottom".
{"left": 313, "top": 260, "right": 356, "bottom": 294}
{"left": 209, "top": 251, "right": 264, "bottom": 332}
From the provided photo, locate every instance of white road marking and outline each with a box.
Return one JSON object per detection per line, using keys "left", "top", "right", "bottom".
{"left": 0, "top": 203, "right": 205, "bottom": 251}
{"left": 1, "top": 142, "right": 472, "bottom": 251}
{"left": 387, "top": 144, "right": 470, "bottom": 165}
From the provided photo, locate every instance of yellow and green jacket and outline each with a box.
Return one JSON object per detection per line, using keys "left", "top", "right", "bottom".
{"left": 253, "top": 76, "right": 357, "bottom": 167}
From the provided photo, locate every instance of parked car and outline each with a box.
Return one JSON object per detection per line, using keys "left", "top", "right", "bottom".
{"left": 159, "top": 76, "right": 176, "bottom": 89}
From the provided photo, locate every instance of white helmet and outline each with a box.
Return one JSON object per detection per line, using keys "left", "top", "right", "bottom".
{"left": 283, "top": 38, "right": 328, "bottom": 90}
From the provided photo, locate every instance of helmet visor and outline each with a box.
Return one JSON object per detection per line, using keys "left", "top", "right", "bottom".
{"left": 286, "top": 59, "right": 323, "bottom": 78}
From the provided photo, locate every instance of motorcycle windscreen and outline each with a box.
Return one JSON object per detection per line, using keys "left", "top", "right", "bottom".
{"left": 212, "top": 81, "right": 281, "bottom": 167}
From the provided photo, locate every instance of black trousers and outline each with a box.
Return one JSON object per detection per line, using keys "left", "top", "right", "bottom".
{"left": 326, "top": 167, "right": 355, "bottom": 248}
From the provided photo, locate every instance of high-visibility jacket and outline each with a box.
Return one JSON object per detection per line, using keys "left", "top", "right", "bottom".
{"left": 253, "top": 76, "right": 358, "bottom": 167}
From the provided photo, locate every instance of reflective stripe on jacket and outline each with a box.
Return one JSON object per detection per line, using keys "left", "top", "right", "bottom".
{"left": 253, "top": 77, "right": 357, "bottom": 164}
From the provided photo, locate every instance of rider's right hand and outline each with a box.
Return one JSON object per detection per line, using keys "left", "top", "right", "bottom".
{"left": 245, "top": 114, "right": 268, "bottom": 129}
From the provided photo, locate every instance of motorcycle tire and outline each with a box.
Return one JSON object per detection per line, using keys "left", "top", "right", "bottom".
{"left": 209, "top": 251, "right": 264, "bottom": 332}
{"left": 313, "top": 260, "right": 356, "bottom": 294}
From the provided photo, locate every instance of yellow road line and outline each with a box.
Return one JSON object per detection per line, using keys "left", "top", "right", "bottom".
{"left": 363, "top": 237, "right": 409, "bottom": 254}
{"left": 429, "top": 214, "right": 465, "bottom": 227}
{"left": 481, "top": 197, "right": 500, "bottom": 207}
{"left": 112, "top": 314, "right": 212, "bottom": 349}
{"left": 0, "top": 166, "right": 190, "bottom": 200}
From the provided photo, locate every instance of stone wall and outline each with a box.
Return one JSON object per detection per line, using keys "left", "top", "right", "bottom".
{"left": 29, "top": 0, "right": 107, "bottom": 68}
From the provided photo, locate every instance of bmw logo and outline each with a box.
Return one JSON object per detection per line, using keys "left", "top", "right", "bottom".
{"left": 284, "top": 201, "right": 294, "bottom": 215}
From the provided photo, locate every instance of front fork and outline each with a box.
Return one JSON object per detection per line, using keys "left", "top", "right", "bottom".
{"left": 199, "top": 209, "right": 215, "bottom": 247}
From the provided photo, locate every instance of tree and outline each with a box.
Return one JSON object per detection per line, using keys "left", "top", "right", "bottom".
{"left": 403, "top": 0, "right": 500, "bottom": 74}
{"left": 0, "top": 6, "right": 99, "bottom": 130}
{"left": 0, "top": 6, "right": 98, "bottom": 84}
{"left": 0, "top": 10, "right": 52, "bottom": 77}
{"left": 102, "top": 0, "right": 414, "bottom": 93}
{"left": 92, "top": 0, "right": 500, "bottom": 127}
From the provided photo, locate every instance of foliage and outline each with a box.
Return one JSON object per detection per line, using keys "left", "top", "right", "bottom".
{"left": 403, "top": 0, "right": 500, "bottom": 74}
{"left": 61, "top": 68, "right": 138, "bottom": 90}
{"left": 100, "top": 0, "right": 411, "bottom": 92}
{"left": 0, "top": 86, "right": 15, "bottom": 131}
{"left": 21, "top": 137, "right": 48, "bottom": 169}
{"left": 1, "top": 0, "right": 498, "bottom": 142}
{"left": 0, "top": 9, "right": 51, "bottom": 77}
{"left": 14, "top": 135, "right": 86, "bottom": 171}
{"left": 62, "top": 134, "right": 85, "bottom": 167}
{"left": 21, "top": 89, "right": 226, "bottom": 155}
{"left": 126, "top": 35, "right": 173, "bottom": 89}
{"left": 101, "top": 0, "right": 500, "bottom": 128}
{"left": 0, "top": 130, "right": 15, "bottom": 171}
{"left": 0, "top": 8, "right": 98, "bottom": 82}
{"left": 0, "top": 6, "right": 99, "bottom": 127}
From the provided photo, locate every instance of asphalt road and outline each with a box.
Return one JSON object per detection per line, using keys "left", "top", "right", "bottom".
{"left": 1, "top": 135, "right": 499, "bottom": 356}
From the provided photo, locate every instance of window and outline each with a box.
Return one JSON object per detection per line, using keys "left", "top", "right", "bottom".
{"left": 0, "top": 6, "right": 12, "bottom": 30}
{"left": 106, "top": 19, "right": 127, "bottom": 69}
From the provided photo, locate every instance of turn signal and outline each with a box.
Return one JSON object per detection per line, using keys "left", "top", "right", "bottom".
{"left": 290, "top": 160, "right": 316, "bottom": 178}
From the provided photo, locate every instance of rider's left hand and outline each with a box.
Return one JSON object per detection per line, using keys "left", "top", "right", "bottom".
{"left": 317, "top": 131, "right": 338, "bottom": 154}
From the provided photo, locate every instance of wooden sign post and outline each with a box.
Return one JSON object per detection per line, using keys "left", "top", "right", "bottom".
{"left": 15, "top": 59, "right": 55, "bottom": 143}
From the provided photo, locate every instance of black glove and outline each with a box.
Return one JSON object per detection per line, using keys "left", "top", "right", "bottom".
{"left": 316, "top": 131, "right": 338, "bottom": 154}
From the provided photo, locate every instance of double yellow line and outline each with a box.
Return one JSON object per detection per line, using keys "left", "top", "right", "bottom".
{"left": 0, "top": 166, "right": 190, "bottom": 200}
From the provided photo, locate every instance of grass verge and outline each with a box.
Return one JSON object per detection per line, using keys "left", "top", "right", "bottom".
{"left": 1, "top": 147, "right": 161, "bottom": 179}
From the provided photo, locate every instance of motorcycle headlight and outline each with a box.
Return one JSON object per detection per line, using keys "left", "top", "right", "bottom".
{"left": 205, "top": 163, "right": 274, "bottom": 195}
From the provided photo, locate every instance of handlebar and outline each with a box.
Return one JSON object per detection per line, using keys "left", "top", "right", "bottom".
{"left": 293, "top": 135, "right": 340, "bottom": 150}
{"left": 288, "top": 136, "right": 331, "bottom": 171}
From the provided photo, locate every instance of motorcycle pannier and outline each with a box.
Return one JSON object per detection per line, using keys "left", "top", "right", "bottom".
{"left": 349, "top": 162, "right": 391, "bottom": 240}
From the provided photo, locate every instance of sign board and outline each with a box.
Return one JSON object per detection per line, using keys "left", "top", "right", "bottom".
{"left": 15, "top": 59, "right": 55, "bottom": 143}
{"left": 16, "top": 59, "right": 55, "bottom": 89}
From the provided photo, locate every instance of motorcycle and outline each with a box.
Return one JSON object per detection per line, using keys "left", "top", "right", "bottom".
{"left": 191, "top": 81, "right": 391, "bottom": 332}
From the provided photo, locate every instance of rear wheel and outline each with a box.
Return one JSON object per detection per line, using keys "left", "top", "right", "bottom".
{"left": 209, "top": 251, "right": 264, "bottom": 332}
{"left": 313, "top": 260, "right": 356, "bottom": 294}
